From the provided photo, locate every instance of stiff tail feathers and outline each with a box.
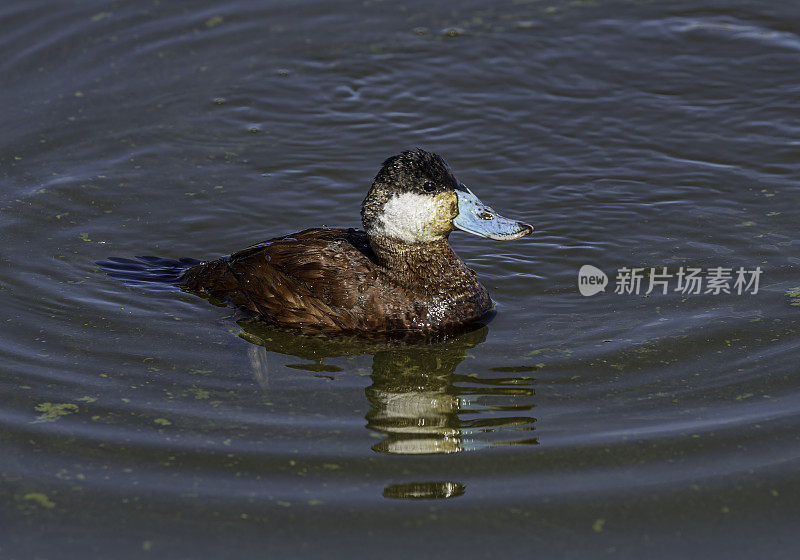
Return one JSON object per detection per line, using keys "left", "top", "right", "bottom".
{"left": 96, "top": 256, "right": 201, "bottom": 289}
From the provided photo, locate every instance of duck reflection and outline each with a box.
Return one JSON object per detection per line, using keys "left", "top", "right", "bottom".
{"left": 238, "top": 321, "right": 537, "bottom": 456}
{"left": 383, "top": 481, "right": 466, "bottom": 500}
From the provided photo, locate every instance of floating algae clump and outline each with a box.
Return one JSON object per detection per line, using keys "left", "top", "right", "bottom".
{"left": 788, "top": 286, "right": 800, "bottom": 307}
{"left": 23, "top": 493, "right": 55, "bottom": 509}
{"left": 33, "top": 402, "right": 78, "bottom": 423}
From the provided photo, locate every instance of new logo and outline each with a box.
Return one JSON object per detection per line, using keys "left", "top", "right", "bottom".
{"left": 578, "top": 265, "right": 608, "bottom": 296}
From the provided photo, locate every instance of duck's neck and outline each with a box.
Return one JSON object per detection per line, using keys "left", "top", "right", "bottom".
{"left": 367, "top": 233, "right": 476, "bottom": 292}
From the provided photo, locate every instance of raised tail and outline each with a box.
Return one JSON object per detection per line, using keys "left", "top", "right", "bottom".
{"left": 96, "top": 256, "right": 201, "bottom": 289}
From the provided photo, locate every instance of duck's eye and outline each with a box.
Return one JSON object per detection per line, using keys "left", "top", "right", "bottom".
{"left": 422, "top": 181, "right": 436, "bottom": 192}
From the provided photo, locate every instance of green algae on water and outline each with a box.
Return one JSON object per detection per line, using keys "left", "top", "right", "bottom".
{"left": 787, "top": 287, "right": 800, "bottom": 306}
{"left": 33, "top": 402, "right": 78, "bottom": 423}
{"left": 23, "top": 492, "right": 56, "bottom": 509}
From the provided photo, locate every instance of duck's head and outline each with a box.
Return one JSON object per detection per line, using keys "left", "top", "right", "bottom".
{"left": 361, "top": 149, "right": 534, "bottom": 245}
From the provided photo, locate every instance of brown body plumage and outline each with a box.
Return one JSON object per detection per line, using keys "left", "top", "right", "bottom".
{"left": 173, "top": 150, "right": 533, "bottom": 337}
{"left": 178, "top": 227, "right": 492, "bottom": 335}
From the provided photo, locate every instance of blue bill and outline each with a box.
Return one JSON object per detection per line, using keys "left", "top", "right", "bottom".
{"left": 452, "top": 187, "right": 534, "bottom": 240}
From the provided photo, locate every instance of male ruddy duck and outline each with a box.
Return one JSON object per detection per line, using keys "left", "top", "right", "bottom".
{"left": 176, "top": 149, "right": 533, "bottom": 336}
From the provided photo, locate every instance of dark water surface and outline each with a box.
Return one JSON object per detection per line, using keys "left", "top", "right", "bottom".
{"left": 2, "top": 0, "right": 799, "bottom": 557}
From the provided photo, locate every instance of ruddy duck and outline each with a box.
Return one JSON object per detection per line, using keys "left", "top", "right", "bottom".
{"left": 172, "top": 150, "right": 532, "bottom": 336}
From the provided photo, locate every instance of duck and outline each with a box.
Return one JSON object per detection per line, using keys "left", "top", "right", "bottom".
{"left": 176, "top": 149, "right": 533, "bottom": 336}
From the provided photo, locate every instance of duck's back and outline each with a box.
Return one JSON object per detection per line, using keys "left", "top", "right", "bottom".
{"left": 178, "top": 228, "right": 397, "bottom": 333}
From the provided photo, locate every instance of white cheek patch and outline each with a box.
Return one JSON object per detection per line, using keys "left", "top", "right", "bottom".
{"left": 375, "top": 192, "right": 444, "bottom": 243}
